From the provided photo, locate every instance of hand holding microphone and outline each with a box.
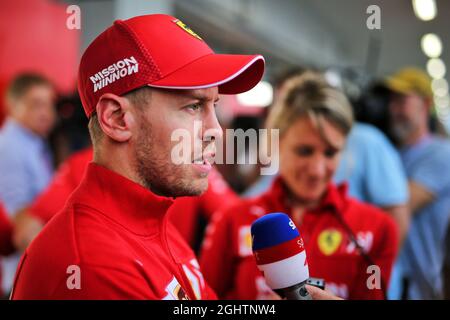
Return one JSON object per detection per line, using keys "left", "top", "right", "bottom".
{"left": 251, "top": 212, "right": 312, "bottom": 300}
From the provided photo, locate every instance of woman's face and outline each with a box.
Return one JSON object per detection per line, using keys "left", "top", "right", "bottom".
{"left": 279, "top": 116, "right": 346, "bottom": 206}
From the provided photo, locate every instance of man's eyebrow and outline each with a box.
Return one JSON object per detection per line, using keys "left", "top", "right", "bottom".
{"left": 185, "top": 94, "right": 220, "bottom": 103}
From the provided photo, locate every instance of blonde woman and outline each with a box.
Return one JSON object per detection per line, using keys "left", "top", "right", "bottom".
{"left": 200, "top": 72, "right": 398, "bottom": 300}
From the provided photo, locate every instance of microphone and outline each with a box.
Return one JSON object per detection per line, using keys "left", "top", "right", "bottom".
{"left": 251, "top": 212, "right": 311, "bottom": 300}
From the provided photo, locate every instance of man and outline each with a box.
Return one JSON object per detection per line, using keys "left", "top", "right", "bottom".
{"left": 334, "top": 122, "right": 410, "bottom": 244}
{"left": 386, "top": 68, "right": 450, "bottom": 299}
{"left": 0, "top": 73, "right": 56, "bottom": 292}
{"left": 11, "top": 14, "right": 264, "bottom": 299}
{"left": 0, "top": 74, "right": 55, "bottom": 216}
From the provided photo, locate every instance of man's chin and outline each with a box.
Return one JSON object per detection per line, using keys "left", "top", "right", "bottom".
{"left": 390, "top": 124, "right": 413, "bottom": 144}
{"left": 189, "top": 177, "right": 209, "bottom": 196}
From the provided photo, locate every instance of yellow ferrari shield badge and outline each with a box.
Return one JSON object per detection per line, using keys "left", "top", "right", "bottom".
{"left": 318, "top": 229, "right": 343, "bottom": 256}
{"left": 173, "top": 19, "right": 203, "bottom": 41}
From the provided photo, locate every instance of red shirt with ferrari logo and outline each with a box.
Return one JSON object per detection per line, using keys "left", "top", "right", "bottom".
{"left": 12, "top": 163, "right": 216, "bottom": 300}
{"left": 200, "top": 177, "right": 398, "bottom": 300}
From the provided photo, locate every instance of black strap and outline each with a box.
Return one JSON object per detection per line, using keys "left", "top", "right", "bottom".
{"left": 327, "top": 205, "right": 388, "bottom": 299}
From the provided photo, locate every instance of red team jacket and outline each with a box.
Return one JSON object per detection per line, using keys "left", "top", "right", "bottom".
{"left": 12, "top": 163, "right": 216, "bottom": 299}
{"left": 30, "top": 148, "right": 238, "bottom": 247}
{"left": 200, "top": 177, "right": 398, "bottom": 300}
{"left": 0, "top": 202, "right": 14, "bottom": 256}
{"left": 29, "top": 148, "right": 94, "bottom": 223}
{"left": 0, "top": 202, "right": 14, "bottom": 296}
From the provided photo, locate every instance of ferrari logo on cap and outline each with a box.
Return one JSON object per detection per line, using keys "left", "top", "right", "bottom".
{"left": 173, "top": 19, "right": 203, "bottom": 41}
{"left": 318, "top": 229, "right": 343, "bottom": 256}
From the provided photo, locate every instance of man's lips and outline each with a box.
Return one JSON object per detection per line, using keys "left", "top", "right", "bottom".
{"left": 192, "top": 152, "right": 215, "bottom": 174}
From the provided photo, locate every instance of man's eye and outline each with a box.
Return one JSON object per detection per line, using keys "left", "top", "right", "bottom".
{"left": 187, "top": 104, "right": 201, "bottom": 111}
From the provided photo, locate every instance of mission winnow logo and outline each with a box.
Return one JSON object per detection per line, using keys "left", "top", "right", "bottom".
{"left": 89, "top": 56, "right": 139, "bottom": 92}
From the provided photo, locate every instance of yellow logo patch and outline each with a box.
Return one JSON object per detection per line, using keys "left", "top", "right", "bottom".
{"left": 318, "top": 229, "right": 343, "bottom": 256}
{"left": 173, "top": 19, "right": 203, "bottom": 41}
{"left": 238, "top": 226, "right": 253, "bottom": 257}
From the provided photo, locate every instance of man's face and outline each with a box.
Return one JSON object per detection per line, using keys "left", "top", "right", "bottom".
{"left": 132, "top": 87, "right": 222, "bottom": 197}
{"left": 10, "top": 84, "right": 56, "bottom": 137}
{"left": 389, "top": 92, "right": 428, "bottom": 144}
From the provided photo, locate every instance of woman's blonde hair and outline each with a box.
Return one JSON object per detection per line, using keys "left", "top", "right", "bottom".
{"left": 266, "top": 71, "right": 354, "bottom": 144}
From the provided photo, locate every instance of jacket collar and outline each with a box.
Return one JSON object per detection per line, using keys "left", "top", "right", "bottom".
{"left": 72, "top": 162, "right": 174, "bottom": 236}
{"left": 263, "top": 176, "right": 349, "bottom": 216}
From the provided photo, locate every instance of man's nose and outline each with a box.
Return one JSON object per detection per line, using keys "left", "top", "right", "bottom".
{"left": 203, "top": 108, "right": 223, "bottom": 142}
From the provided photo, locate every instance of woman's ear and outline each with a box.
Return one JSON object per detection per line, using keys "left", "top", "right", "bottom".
{"left": 95, "top": 93, "right": 134, "bottom": 142}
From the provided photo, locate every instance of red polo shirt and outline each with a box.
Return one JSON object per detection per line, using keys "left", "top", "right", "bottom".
{"left": 29, "top": 148, "right": 94, "bottom": 223}
{"left": 0, "top": 201, "right": 14, "bottom": 296}
{"left": 0, "top": 202, "right": 14, "bottom": 256}
{"left": 12, "top": 163, "right": 216, "bottom": 299}
{"left": 200, "top": 177, "right": 398, "bottom": 300}
{"left": 30, "top": 148, "right": 238, "bottom": 247}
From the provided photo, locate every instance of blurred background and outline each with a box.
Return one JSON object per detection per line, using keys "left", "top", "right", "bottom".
{"left": 1, "top": 0, "right": 450, "bottom": 160}
{"left": 1, "top": 0, "right": 450, "bottom": 299}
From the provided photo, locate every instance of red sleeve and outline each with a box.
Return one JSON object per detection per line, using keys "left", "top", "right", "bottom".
{"left": 204, "top": 282, "right": 218, "bottom": 300}
{"left": 199, "top": 209, "right": 236, "bottom": 298}
{"left": 70, "top": 264, "right": 160, "bottom": 299}
{"left": 0, "top": 202, "right": 14, "bottom": 256}
{"left": 199, "top": 168, "right": 239, "bottom": 220}
{"left": 350, "top": 209, "right": 399, "bottom": 300}
{"left": 29, "top": 149, "right": 92, "bottom": 223}
{"left": 12, "top": 257, "right": 159, "bottom": 300}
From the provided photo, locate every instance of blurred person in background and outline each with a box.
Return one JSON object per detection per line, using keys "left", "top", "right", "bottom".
{"left": 334, "top": 122, "right": 410, "bottom": 244}
{"left": 0, "top": 73, "right": 56, "bottom": 214}
{"left": 200, "top": 72, "right": 398, "bottom": 300}
{"left": 245, "top": 69, "right": 410, "bottom": 244}
{"left": 386, "top": 68, "right": 450, "bottom": 300}
{"left": 243, "top": 67, "right": 307, "bottom": 198}
{"left": 0, "top": 73, "right": 56, "bottom": 293}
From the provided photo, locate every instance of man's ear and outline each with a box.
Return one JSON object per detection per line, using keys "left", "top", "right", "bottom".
{"left": 96, "top": 93, "right": 134, "bottom": 142}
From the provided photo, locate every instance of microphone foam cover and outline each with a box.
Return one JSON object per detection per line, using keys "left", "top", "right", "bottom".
{"left": 251, "top": 213, "right": 309, "bottom": 289}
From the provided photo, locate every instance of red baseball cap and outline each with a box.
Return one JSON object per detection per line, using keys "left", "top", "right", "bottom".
{"left": 78, "top": 14, "right": 265, "bottom": 117}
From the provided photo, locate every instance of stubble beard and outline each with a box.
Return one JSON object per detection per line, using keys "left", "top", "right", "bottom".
{"left": 134, "top": 119, "right": 206, "bottom": 197}
{"left": 390, "top": 118, "right": 419, "bottom": 145}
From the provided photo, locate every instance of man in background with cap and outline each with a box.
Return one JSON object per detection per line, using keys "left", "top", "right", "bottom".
{"left": 386, "top": 68, "right": 450, "bottom": 299}
{"left": 11, "top": 14, "right": 264, "bottom": 299}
